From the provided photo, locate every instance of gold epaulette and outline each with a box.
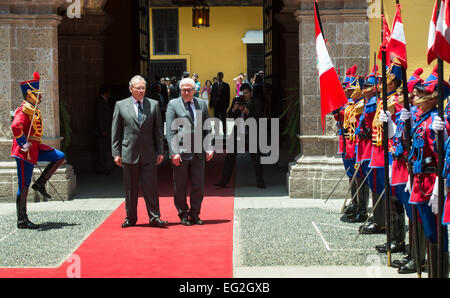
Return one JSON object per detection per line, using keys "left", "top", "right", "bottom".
{"left": 354, "top": 98, "right": 365, "bottom": 115}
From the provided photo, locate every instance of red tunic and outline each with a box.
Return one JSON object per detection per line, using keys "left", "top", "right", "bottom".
{"left": 356, "top": 96, "right": 377, "bottom": 162}
{"left": 334, "top": 104, "right": 357, "bottom": 159}
{"left": 10, "top": 103, "right": 52, "bottom": 165}
{"left": 409, "top": 110, "right": 438, "bottom": 204}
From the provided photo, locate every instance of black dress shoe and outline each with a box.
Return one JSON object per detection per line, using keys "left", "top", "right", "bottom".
{"left": 180, "top": 217, "right": 192, "bottom": 226}
{"left": 344, "top": 203, "right": 358, "bottom": 215}
{"left": 359, "top": 223, "right": 386, "bottom": 235}
{"left": 121, "top": 220, "right": 136, "bottom": 228}
{"left": 342, "top": 212, "right": 368, "bottom": 223}
{"left": 398, "top": 259, "right": 426, "bottom": 274}
{"left": 149, "top": 218, "right": 168, "bottom": 227}
{"left": 32, "top": 183, "right": 51, "bottom": 199}
{"left": 256, "top": 181, "right": 266, "bottom": 189}
{"left": 215, "top": 181, "right": 227, "bottom": 188}
{"left": 189, "top": 216, "right": 204, "bottom": 225}
{"left": 375, "top": 241, "right": 406, "bottom": 254}
{"left": 17, "top": 219, "right": 40, "bottom": 230}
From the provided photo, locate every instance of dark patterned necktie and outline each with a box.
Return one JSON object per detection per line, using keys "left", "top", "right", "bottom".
{"left": 137, "top": 101, "right": 143, "bottom": 124}
{"left": 187, "top": 101, "right": 195, "bottom": 124}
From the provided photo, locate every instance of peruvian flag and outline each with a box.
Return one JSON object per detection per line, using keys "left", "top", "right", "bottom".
{"left": 378, "top": 14, "right": 392, "bottom": 66}
{"left": 388, "top": 4, "right": 407, "bottom": 69}
{"left": 314, "top": 1, "right": 348, "bottom": 133}
{"left": 427, "top": 0, "right": 438, "bottom": 64}
{"left": 435, "top": 0, "right": 450, "bottom": 63}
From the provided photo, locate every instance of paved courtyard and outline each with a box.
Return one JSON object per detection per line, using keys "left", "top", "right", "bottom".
{"left": 0, "top": 153, "right": 434, "bottom": 278}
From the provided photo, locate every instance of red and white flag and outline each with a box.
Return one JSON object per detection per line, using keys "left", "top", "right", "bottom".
{"left": 427, "top": 0, "right": 438, "bottom": 64}
{"left": 378, "top": 14, "right": 392, "bottom": 66}
{"left": 314, "top": 1, "right": 348, "bottom": 133}
{"left": 435, "top": 0, "right": 450, "bottom": 63}
{"left": 389, "top": 4, "right": 407, "bottom": 69}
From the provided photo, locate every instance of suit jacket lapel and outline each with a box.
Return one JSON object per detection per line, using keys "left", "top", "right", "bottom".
{"left": 126, "top": 97, "right": 140, "bottom": 126}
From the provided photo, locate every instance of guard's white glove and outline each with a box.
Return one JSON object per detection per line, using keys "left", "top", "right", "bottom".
{"left": 428, "top": 178, "right": 440, "bottom": 215}
{"left": 21, "top": 142, "right": 30, "bottom": 152}
{"left": 400, "top": 108, "right": 411, "bottom": 122}
{"left": 379, "top": 110, "right": 396, "bottom": 139}
{"left": 432, "top": 115, "right": 445, "bottom": 133}
{"left": 432, "top": 115, "right": 449, "bottom": 143}
{"left": 379, "top": 110, "right": 392, "bottom": 123}
{"left": 404, "top": 176, "right": 411, "bottom": 193}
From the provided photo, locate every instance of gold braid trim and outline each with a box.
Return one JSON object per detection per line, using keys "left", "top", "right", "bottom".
{"left": 21, "top": 101, "right": 43, "bottom": 138}
{"left": 343, "top": 103, "right": 357, "bottom": 141}
{"left": 372, "top": 102, "right": 384, "bottom": 146}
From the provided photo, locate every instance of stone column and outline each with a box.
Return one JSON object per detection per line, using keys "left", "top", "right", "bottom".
{"left": 0, "top": 0, "right": 76, "bottom": 202}
{"left": 287, "top": 0, "right": 369, "bottom": 199}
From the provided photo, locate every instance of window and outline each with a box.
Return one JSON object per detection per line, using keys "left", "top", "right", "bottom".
{"left": 152, "top": 8, "right": 179, "bottom": 55}
{"left": 247, "top": 44, "right": 265, "bottom": 78}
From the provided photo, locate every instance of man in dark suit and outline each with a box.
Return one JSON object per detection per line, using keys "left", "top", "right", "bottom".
{"left": 209, "top": 71, "right": 230, "bottom": 135}
{"left": 215, "top": 83, "right": 265, "bottom": 189}
{"left": 112, "top": 75, "right": 167, "bottom": 228}
{"left": 94, "top": 85, "right": 113, "bottom": 175}
{"left": 166, "top": 78, "right": 214, "bottom": 226}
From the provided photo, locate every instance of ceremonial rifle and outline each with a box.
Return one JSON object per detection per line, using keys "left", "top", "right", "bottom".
{"left": 354, "top": 188, "right": 386, "bottom": 241}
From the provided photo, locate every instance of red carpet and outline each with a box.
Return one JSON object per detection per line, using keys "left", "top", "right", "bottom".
{"left": 0, "top": 154, "right": 235, "bottom": 278}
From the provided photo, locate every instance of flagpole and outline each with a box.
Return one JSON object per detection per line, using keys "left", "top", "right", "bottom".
{"left": 437, "top": 56, "right": 447, "bottom": 278}
{"left": 381, "top": 0, "right": 392, "bottom": 267}
{"left": 315, "top": 0, "right": 325, "bottom": 40}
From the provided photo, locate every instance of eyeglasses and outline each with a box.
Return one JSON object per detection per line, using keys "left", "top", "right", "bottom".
{"left": 181, "top": 88, "right": 194, "bottom": 93}
{"left": 132, "top": 86, "right": 146, "bottom": 91}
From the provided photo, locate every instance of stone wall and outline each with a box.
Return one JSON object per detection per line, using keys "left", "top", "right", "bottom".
{"left": 288, "top": 0, "right": 369, "bottom": 199}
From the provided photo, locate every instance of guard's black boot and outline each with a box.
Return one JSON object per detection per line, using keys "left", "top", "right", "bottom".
{"left": 16, "top": 187, "right": 39, "bottom": 230}
{"left": 397, "top": 258, "right": 426, "bottom": 274}
{"left": 428, "top": 242, "right": 439, "bottom": 278}
{"left": 32, "top": 158, "right": 64, "bottom": 199}
{"left": 375, "top": 241, "right": 406, "bottom": 254}
{"left": 392, "top": 254, "right": 411, "bottom": 268}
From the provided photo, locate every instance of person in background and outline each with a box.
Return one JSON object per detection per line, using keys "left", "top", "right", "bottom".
{"left": 168, "top": 76, "right": 179, "bottom": 100}
{"left": 192, "top": 73, "right": 201, "bottom": 98}
{"left": 95, "top": 85, "right": 114, "bottom": 175}
{"left": 233, "top": 73, "right": 245, "bottom": 97}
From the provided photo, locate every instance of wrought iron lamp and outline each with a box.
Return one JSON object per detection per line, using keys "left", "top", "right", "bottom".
{"left": 192, "top": 0, "right": 209, "bottom": 28}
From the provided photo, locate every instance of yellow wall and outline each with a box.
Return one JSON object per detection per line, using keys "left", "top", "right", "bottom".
{"left": 149, "top": 6, "right": 263, "bottom": 104}
{"left": 369, "top": 0, "right": 450, "bottom": 79}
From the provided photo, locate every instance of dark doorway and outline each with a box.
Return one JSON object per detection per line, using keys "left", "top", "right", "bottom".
{"left": 150, "top": 59, "right": 187, "bottom": 80}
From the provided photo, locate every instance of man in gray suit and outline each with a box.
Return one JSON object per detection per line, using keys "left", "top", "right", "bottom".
{"left": 112, "top": 75, "right": 167, "bottom": 228}
{"left": 166, "top": 78, "right": 214, "bottom": 226}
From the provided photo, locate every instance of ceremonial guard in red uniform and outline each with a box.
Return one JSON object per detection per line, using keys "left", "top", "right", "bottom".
{"left": 340, "top": 73, "right": 370, "bottom": 223}
{"left": 354, "top": 66, "right": 386, "bottom": 232}
{"left": 380, "top": 67, "right": 430, "bottom": 274}
{"left": 408, "top": 67, "right": 449, "bottom": 277}
{"left": 333, "top": 66, "right": 368, "bottom": 221}
{"left": 11, "top": 72, "right": 65, "bottom": 229}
